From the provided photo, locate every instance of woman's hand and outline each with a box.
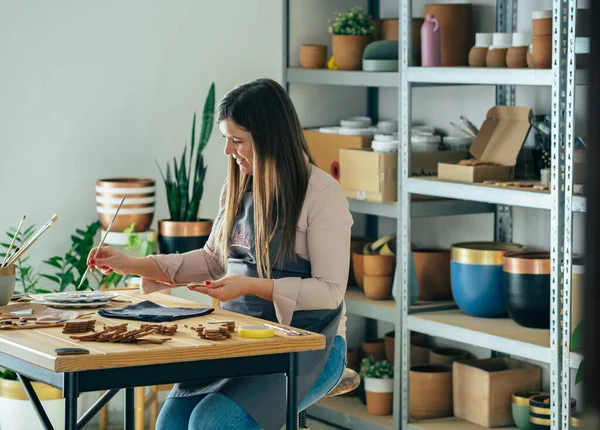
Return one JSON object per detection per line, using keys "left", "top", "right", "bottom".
{"left": 87, "top": 246, "right": 132, "bottom": 276}
{"left": 187, "top": 275, "right": 274, "bottom": 302}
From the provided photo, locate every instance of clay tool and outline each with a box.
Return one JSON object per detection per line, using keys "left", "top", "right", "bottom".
{"left": 460, "top": 115, "right": 479, "bottom": 136}
{"left": 78, "top": 195, "right": 126, "bottom": 289}
{"left": 5, "top": 214, "right": 59, "bottom": 266}
{"left": 449, "top": 121, "right": 476, "bottom": 139}
{"left": 264, "top": 323, "right": 311, "bottom": 336}
{"left": 2, "top": 215, "right": 26, "bottom": 267}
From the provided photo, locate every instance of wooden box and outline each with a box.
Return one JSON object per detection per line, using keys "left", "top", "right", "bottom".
{"left": 453, "top": 358, "right": 541, "bottom": 427}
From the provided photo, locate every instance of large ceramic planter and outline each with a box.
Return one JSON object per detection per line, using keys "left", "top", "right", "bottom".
{"left": 0, "top": 265, "right": 16, "bottom": 306}
{"left": 96, "top": 178, "right": 156, "bottom": 232}
{"left": 410, "top": 332, "right": 431, "bottom": 366}
{"left": 364, "top": 377, "right": 393, "bottom": 415}
{"left": 0, "top": 378, "right": 63, "bottom": 429}
{"left": 570, "top": 411, "right": 586, "bottom": 429}
{"left": 158, "top": 219, "right": 213, "bottom": 254}
{"left": 529, "top": 394, "right": 576, "bottom": 430}
{"left": 384, "top": 331, "right": 395, "bottom": 362}
{"left": 451, "top": 242, "right": 523, "bottom": 317}
{"left": 504, "top": 251, "right": 550, "bottom": 329}
{"left": 332, "top": 35, "right": 371, "bottom": 70}
{"left": 512, "top": 391, "right": 542, "bottom": 430}
{"left": 362, "top": 339, "right": 386, "bottom": 361}
{"left": 413, "top": 249, "right": 452, "bottom": 301}
{"left": 409, "top": 364, "right": 453, "bottom": 420}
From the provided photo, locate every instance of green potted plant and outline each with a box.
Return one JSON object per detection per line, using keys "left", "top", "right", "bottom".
{"left": 360, "top": 356, "right": 394, "bottom": 416}
{"left": 156, "top": 83, "right": 216, "bottom": 254}
{"left": 328, "top": 7, "right": 375, "bottom": 70}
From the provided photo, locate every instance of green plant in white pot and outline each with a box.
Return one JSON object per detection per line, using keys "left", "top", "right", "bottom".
{"left": 328, "top": 7, "right": 375, "bottom": 70}
{"left": 157, "top": 83, "right": 216, "bottom": 254}
{"left": 360, "top": 356, "right": 394, "bottom": 416}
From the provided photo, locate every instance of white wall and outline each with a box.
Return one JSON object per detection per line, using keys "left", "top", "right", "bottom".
{"left": 0, "top": 0, "right": 283, "bottom": 278}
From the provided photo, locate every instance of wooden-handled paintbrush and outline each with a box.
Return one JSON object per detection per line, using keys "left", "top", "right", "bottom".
{"left": 2, "top": 215, "right": 26, "bottom": 267}
{"left": 5, "top": 214, "right": 59, "bottom": 266}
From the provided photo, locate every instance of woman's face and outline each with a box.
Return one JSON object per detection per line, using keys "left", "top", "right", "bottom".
{"left": 220, "top": 119, "right": 254, "bottom": 175}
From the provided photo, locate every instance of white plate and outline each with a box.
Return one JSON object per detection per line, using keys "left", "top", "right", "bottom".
{"left": 39, "top": 292, "right": 119, "bottom": 303}
{"left": 30, "top": 300, "right": 109, "bottom": 309}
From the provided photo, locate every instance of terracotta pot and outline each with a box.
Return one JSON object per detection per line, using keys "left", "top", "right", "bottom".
{"left": 413, "top": 249, "right": 451, "bottom": 301}
{"left": 158, "top": 219, "right": 213, "bottom": 254}
{"left": 486, "top": 48, "right": 508, "bottom": 68}
{"left": 382, "top": 19, "right": 399, "bottom": 41}
{"left": 384, "top": 331, "right": 395, "bottom": 362}
{"left": 372, "top": 19, "right": 383, "bottom": 41}
{"left": 506, "top": 46, "right": 529, "bottom": 68}
{"left": 332, "top": 35, "right": 371, "bottom": 70}
{"left": 364, "top": 377, "right": 393, "bottom": 415}
{"left": 352, "top": 253, "right": 365, "bottom": 290}
{"left": 362, "top": 339, "right": 386, "bottom": 361}
{"left": 96, "top": 178, "right": 156, "bottom": 232}
{"left": 299, "top": 44, "right": 327, "bottom": 69}
{"left": 347, "top": 348, "right": 360, "bottom": 370}
{"left": 409, "top": 364, "right": 453, "bottom": 420}
{"left": 468, "top": 46, "right": 488, "bottom": 67}
{"left": 429, "top": 348, "right": 468, "bottom": 365}
{"left": 363, "top": 254, "right": 395, "bottom": 276}
{"left": 364, "top": 275, "right": 393, "bottom": 300}
{"left": 350, "top": 238, "right": 373, "bottom": 287}
{"left": 532, "top": 35, "right": 551, "bottom": 69}
{"left": 423, "top": 4, "right": 472, "bottom": 66}
{"left": 532, "top": 11, "right": 552, "bottom": 36}
{"left": 410, "top": 332, "right": 430, "bottom": 366}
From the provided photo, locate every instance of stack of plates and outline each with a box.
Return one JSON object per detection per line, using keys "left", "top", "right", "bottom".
{"left": 31, "top": 291, "right": 119, "bottom": 309}
{"left": 372, "top": 133, "right": 399, "bottom": 153}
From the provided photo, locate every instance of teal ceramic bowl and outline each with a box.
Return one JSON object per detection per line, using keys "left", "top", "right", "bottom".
{"left": 512, "top": 391, "right": 541, "bottom": 429}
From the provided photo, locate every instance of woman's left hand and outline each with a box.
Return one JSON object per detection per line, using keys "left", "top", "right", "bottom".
{"left": 187, "top": 275, "right": 253, "bottom": 302}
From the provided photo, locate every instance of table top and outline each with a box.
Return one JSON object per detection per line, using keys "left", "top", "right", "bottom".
{"left": 0, "top": 291, "right": 325, "bottom": 373}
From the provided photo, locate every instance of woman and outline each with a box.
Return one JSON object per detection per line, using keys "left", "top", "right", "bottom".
{"left": 88, "top": 78, "right": 353, "bottom": 430}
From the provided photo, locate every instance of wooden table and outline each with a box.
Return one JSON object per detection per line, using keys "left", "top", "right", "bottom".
{"left": 0, "top": 291, "right": 326, "bottom": 430}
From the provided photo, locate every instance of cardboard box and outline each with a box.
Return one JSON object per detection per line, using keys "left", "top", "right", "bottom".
{"left": 303, "top": 129, "right": 373, "bottom": 180}
{"left": 574, "top": 148, "right": 586, "bottom": 185}
{"left": 453, "top": 358, "right": 541, "bottom": 427}
{"left": 340, "top": 148, "right": 397, "bottom": 202}
{"left": 412, "top": 151, "right": 469, "bottom": 177}
{"left": 438, "top": 106, "right": 533, "bottom": 183}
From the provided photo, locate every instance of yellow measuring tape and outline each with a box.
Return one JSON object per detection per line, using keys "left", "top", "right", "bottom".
{"left": 238, "top": 325, "right": 275, "bottom": 339}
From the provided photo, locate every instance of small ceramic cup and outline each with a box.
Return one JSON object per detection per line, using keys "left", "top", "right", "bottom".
{"left": 507, "top": 33, "right": 532, "bottom": 68}
{"left": 486, "top": 33, "right": 512, "bottom": 68}
{"left": 0, "top": 265, "right": 16, "bottom": 306}
{"left": 299, "top": 44, "right": 327, "bottom": 69}
{"left": 469, "top": 33, "right": 493, "bottom": 67}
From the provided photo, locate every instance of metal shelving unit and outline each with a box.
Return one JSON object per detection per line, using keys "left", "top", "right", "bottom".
{"left": 348, "top": 198, "right": 494, "bottom": 219}
{"left": 287, "top": 68, "right": 399, "bottom": 87}
{"left": 399, "top": 1, "right": 581, "bottom": 430}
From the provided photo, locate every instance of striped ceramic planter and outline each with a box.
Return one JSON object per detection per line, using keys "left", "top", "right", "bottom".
{"left": 96, "top": 178, "right": 156, "bottom": 232}
{"left": 450, "top": 242, "right": 523, "bottom": 318}
{"left": 503, "top": 251, "right": 551, "bottom": 329}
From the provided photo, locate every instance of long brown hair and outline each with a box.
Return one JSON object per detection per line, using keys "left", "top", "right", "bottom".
{"left": 214, "top": 78, "right": 314, "bottom": 278}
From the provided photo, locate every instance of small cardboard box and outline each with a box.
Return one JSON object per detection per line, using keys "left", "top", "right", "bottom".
{"left": 340, "top": 148, "right": 397, "bottom": 202}
{"left": 438, "top": 106, "right": 533, "bottom": 183}
{"left": 303, "top": 129, "right": 373, "bottom": 180}
{"left": 453, "top": 358, "right": 541, "bottom": 427}
{"left": 412, "top": 151, "right": 469, "bottom": 177}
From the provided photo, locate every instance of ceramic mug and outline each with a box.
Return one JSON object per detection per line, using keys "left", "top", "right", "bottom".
{"left": 0, "top": 265, "right": 16, "bottom": 306}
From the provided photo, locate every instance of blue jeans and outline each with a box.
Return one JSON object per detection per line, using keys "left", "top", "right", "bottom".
{"left": 156, "top": 336, "right": 347, "bottom": 430}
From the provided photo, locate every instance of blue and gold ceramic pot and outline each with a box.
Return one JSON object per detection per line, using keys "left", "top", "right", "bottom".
{"left": 504, "top": 251, "right": 551, "bottom": 329}
{"left": 451, "top": 242, "right": 524, "bottom": 317}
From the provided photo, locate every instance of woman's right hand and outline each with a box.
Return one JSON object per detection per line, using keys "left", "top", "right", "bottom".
{"left": 87, "top": 246, "right": 131, "bottom": 276}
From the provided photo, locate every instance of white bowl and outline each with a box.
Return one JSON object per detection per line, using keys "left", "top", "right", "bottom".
{"left": 412, "top": 125, "right": 436, "bottom": 135}
{"left": 338, "top": 127, "right": 374, "bottom": 137}
{"left": 377, "top": 120, "right": 398, "bottom": 133}
{"left": 443, "top": 136, "right": 473, "bottom": 151}
{"left": 340, "top": 116, "right": 372, "bottom": 128}
{"left": 372, "top": 140, "right": 399, "bottom": 153}
{"left": 411, "top": 135, "right": 440, "bottom": 152}
{"left": 319, "top": 126, "right": 341, "bottom": 134}
{"left": 374, "top": 133, "right": 399, "bottom": 142}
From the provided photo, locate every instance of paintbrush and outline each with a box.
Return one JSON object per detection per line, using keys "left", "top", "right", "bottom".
{"left": 449, "top": 121, "right": 476, "bottom": 139}
{"left": 6, "top": 214, "right": 59, "bottom": 266}
{"left": 2, "top": 215, "right": 26, "bottom": 267}
{"left": 460, "top": 115, "right": 479, "bottom": 136}
{"left": 77, "top": 195, "right": 126, "bottom": 289}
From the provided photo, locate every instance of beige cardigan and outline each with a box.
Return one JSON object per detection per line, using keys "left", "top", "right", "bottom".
{"left": 141, "top": 164, "right": 353, "bottom": 338}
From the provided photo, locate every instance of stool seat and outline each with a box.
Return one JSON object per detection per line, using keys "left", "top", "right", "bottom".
{"left": 326, "top": 368, "right": 360, "bottom": 397}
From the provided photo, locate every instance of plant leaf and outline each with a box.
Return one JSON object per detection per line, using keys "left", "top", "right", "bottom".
{"left": 576, "top": 360, "right": 584, "bottom": 384}
{"left": 40, "top": 274, "right": 61, "bottom": 284}
{"left": 572, "top": 321, "right": 584, "bottom": 350}
{"left": 188, "top": 113, "right": 196, "bottom": 182}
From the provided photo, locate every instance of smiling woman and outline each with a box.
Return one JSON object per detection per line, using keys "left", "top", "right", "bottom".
{"left": 86, "top": 78, "right": 353, "bottom": 430}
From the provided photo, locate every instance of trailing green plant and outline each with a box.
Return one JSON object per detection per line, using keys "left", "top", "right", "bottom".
{"left": 0, "top": 224, "right": 45, "bottom": 294}
{"left": 0, "top": 368, "right": 17, "bottom": 381}
{"left": 328, "top": 7, "right": 375, "bottom": 36}
{"left": 359, "top": 356, "right": 394, "bottom": 379}
{"left": 156, "top": 83, "right": 216, "bottom": 222}
{"left": 572, "top": 321, "right": 584, "bottom": 384}
{"left": 41, "top": 221, "right": 102, "bottom": 291}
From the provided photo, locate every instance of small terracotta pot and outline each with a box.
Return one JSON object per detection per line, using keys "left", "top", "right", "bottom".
{"left": 429, "top": 348, "right": 468, "bottom": 365}
{"left": 506, "top": 46, "right": 529, "bottom": 68}
{"left": 350, "top": 238, "right": 373, "bottom": 287}
{"left": 532, "top": 16, "right": 552, "bottom": 36}
{"left": 362, "top": 339, "right": 386, "bottom": 361}
{"left": 372, "top": 19, "right": 383, "bottom": 41}
{"left": 409, "top": 364, "right": 453, "bottom": 420}
{"left": 410, "top": 333, "right": 430, "bottom": 366}
{"left": 364, "top": 377, "right": 393, "bottom": 415}
{"left": 332, "top": 35, "right": 371, "bottom": 70}
{"left": 364, "top": 275, "right": 393, "bottom": 300}
{"left": 384, "top": 331, "right": 395, "bottom": 362}
{"left": 413, "top": 249, "right": 451, "bottom": 301}
{"left": 532, "top": 35, "right": 552, "bottom": 69}
{"left": 347, "top": 348, "right": 360, "bottom": 369}
{"left": 352, "top": 253, "right": 365, "bottom": 290}
{"left": 363, "top": 254, "right": 395, "bottom": 277}
{"left": 468, "top": 47, "right": 488, "bottom": 67}
{"left": 486, "top": 48, "right": 508, "bottom": 68}
{"left": 382, "top": 19, "right": 399, "bottom": 41}
{"left": 299, "top": 44, "right": 326, "bottom": 69}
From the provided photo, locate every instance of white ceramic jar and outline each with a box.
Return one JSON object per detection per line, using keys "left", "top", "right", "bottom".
{"left": 411, "top": 135, "right": 441, "bottom": 152}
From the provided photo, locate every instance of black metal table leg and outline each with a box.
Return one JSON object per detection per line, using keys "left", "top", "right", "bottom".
{"left": 64, "top": 373, "right": 79, "bottom": 430}
{"left": 286, "top": 352, "right": 298, "bottom": 430}
{"left": 17, "top": 374, "right": 55, "bottom": 430}
{"left": 124, "top": 387, "right": 134, "bottom": 429}
{"left": 77, "top": 388, "right": 120, "bottom": 430}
